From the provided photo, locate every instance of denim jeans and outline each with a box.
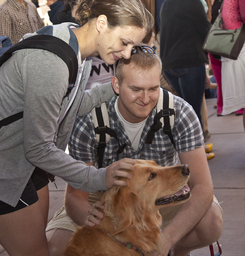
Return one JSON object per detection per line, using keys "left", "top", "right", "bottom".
{"left": 164, "top": 65, "right": 206, "bottom": 127}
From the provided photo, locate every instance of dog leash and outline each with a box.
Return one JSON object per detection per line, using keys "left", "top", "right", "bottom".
{"left": 168, "top": 241, "right": 222, "bottom": 256}
{"left": 209, "top": 241, "right": 222, "bottom": 256}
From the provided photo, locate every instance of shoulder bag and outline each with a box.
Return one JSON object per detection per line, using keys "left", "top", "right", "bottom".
{"left": 203, "top": 3, "right": 245, "bottom": 60}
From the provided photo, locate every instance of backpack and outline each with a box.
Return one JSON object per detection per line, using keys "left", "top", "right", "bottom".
{"left": 91, "top": 88, "right": 175, "bottom": 168}
{"left": 0, "top": 36, "right": 13, "bottom": 56}
{"left": 0, "top": 34, "right": 78, "bottom": 129}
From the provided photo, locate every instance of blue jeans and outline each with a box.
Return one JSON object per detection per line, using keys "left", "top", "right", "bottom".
{"left": 164, "top": 65, "right": 206, "bottom": 127}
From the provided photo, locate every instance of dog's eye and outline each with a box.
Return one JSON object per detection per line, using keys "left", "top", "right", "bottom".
{"left": 148, "top": 172, "right": 157, "bottom": 181}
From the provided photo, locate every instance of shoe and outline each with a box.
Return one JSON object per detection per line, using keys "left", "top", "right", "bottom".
{"left": 236, "top": 108, "right": 244, "bottom": 116}
{"left": 207, "top": 152, "right": 215, "bottom": 160}
{"left": 217, "top": 113, "right": 222, "bottom": 116}
{"left": 205, "top": 143, "right": 213, "bottom": 153}
{"left": 214, "top": 104, "right": 217, "bottom": 109}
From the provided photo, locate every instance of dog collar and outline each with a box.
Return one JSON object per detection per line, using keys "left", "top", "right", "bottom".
{"left": 121, "top": 242, "right": 145, "bottom": 256}
{"left": 105, "top": 232, "right": 145, "bottom": 256}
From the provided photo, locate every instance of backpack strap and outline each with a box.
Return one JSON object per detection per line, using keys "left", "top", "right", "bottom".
{"left": 91, "top": 103, "right": 127, "bottom": 168}
{"left": 92, "top": 88, "right": 176, "bottom": 167}
{"left": 145, "top": 88, "right": 175, "bottom": 147}
{"left": 0, "top": 34, "right": 78, "bottom": 129}
{"left": 91, "top": 103, "right": 111, "bottom": 144}
{"left": 0, "top": 34, "right": 78, "bottom": 84}
{"left": 0, "top": 112, "right": 23, "bottom": 129}
{"left": 92, "top": 103, "right": 111, "bottom": 169}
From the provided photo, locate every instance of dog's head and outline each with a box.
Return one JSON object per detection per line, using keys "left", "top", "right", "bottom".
{"left": 129, "top": 160, "right": 190, "bottom": 208}
{"left": 102, "top": 160, "right": 190, "bottom": 236}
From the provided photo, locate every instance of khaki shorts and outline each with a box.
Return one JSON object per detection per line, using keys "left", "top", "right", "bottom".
{"left": 46, "top": 192, "right": 103, "bottom": 232}
{"left": 159, "top": 195, "right": 222, "bottom": 228}
{"left": 46, "top": 193, "right": 222, "bottom": 233}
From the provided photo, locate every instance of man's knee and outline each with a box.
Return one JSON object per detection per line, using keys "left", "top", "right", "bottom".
{"left": 47, "top": 228, "right": 74, "bottom": 256}
{"left": 196, "top": 200, "right": 223, "bottom": 245}
{"left": 175, "top": 201, "right": 223, "bottom": 252}
{"left": 206, "top": 201, "right": 223, "bottom": 241}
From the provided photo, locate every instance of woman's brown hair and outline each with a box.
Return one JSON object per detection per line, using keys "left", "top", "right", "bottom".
{"left": 75, "top": 0, "right": 153, "bottom": 35}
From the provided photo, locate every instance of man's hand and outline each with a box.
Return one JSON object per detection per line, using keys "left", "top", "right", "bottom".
{"left": 105, "top": 158, "right": 136, "bottom": 189}
{"left": 84, "top": 201, "right": 104, "bottom": 227}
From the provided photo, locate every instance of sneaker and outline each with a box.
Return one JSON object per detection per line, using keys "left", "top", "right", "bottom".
{"left": 207, "top": 152, "right": 215, "bottom": 160}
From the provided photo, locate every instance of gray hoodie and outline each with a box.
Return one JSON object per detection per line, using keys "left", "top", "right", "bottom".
{"left": 0, "top": 23, "right": 115, "bottom": 207}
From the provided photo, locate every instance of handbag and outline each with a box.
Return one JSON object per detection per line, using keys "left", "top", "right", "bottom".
{"left": 203, "top": 6, "right": 245, "bottom": 60}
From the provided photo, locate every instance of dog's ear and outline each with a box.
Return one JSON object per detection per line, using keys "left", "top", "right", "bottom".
{"left": 104, "top": 185, "right": 145, "bottom": 235}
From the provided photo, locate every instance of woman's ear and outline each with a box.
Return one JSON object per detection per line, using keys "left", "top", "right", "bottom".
{"left": 96, "top": 15, "right": 108, "bottom": 33}
{"left": 111, "top": 76, "right": 120, "bottom": 95}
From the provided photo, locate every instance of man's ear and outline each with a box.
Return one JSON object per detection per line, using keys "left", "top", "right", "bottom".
{"left": 111, "top": 76, "right": 120, "bottom": 95}
{"left": 96, "top": 15, "right": 108, "bottom": 33}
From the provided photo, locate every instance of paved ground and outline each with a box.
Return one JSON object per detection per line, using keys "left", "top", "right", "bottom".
{"left": 1, "top": 98, "right": 245, "bottom": 255}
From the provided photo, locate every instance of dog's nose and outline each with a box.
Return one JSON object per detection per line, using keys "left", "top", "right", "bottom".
{"left": 181, "top": 164, "right": 189, "bottom": 176}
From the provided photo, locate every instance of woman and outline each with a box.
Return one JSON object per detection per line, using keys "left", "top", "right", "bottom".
{"left": 221, "top": 0, "right": 245, "bottom": 120}
{"left": 0, "top": 0, "right": 153, "bottom": 255}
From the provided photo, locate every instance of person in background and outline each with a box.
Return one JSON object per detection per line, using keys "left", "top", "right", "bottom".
{"left": 46, "top": 0, "right": 64, "bottom": 24}
{"left": 160, "top": 0, "right": 210, "bottom": 128}
{"left": 209, "top": 0, "right": 224, "bottom": 116}
{"left": 221, "top": 0, "right": 245, "bottom": 120}
{"left": 0, "top": 0, "right": 153, "bottom": 255}
{"left": 57, "top": 0, "right": 76, "bottom": 23}
{"left": 148, "top": 0, "right": 214, "bottom": 160}
{"left": 0, "top": 0, "right": 44, "bottom": 44}
{"left": 31, "top": 0, "right": 39, "bottom": 8}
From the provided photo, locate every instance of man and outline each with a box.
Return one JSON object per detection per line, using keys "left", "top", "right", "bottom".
{"left": 46, "top": 46, "right": 223, "bottom": 256}
{"left": 0, "top": 0, "right": 44, "bottom": 44}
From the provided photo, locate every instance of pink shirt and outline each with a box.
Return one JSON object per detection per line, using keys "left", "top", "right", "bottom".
{"left": 222, "top": 0, "right": 245, "bottom": 30}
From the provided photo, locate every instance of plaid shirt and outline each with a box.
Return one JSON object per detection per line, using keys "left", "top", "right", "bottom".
{"left": 69, "top": 92, "right": 204, "bottom": 168}
{"left": 0, "top": 0, "right": 44, "bottom": 44}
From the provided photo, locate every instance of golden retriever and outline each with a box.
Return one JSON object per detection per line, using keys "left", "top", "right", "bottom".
{"left": 64, "top": 160, "right": 190, "bottom": 256}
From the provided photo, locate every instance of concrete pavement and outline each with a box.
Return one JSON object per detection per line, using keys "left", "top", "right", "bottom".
{"left": 1, "top": 98, "right": 245, "bottom": 256}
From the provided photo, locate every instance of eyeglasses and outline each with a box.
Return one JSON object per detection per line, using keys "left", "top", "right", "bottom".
{"left": 131, "top": 45, "right": 156, "bottom": 55}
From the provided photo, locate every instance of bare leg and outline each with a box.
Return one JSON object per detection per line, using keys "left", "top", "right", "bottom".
{"left": 0, "top": 185, "right": 50, "bottom": 256}
{"left": 47, "top": 228, "right": 74, "bottom": 256}
{"left": 170, "top": 201, "right": 223, "bottom": 256}
{"left": 38, "top": 185, "right": 50, "bottom": 226}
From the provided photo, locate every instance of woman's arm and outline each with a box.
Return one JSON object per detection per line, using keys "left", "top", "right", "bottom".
{"left": 77, "top": 82, "right": 115, "bottom": 116}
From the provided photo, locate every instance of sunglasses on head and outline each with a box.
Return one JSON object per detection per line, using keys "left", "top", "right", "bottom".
{"left": 114, "top": 45, "right": 156, "bottom": 70}
{"left": 131, "top": 45, "right": 156, "bottom": 55}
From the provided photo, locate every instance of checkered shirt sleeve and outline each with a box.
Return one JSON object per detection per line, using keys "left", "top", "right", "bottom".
{"left": 69, "top": 114, "right": 98, "bottom": 163}
{"left": 172, "top": 95, "right": 204, "bottom": 152}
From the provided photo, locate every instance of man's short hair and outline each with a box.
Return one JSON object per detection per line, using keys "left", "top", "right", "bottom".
{"left": 115, "top": 48, "right": 162, "bottom": 84}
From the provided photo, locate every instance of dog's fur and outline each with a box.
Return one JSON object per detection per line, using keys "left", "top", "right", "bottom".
{"left": 64, "top": 160, "right": 190, "bottom": 256}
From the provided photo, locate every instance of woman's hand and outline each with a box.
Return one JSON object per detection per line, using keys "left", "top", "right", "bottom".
{"left": 105, "top": 158, "right": 136, "bottom": 189}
